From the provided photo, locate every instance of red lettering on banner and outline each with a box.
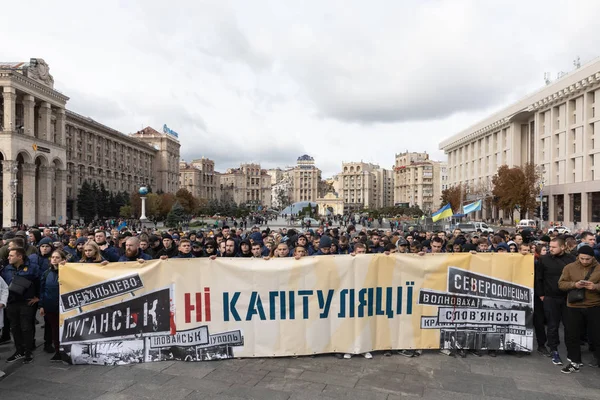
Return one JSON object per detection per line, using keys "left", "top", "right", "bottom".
{"left": 184, "top": 289, "right": 212, "bottom": 323}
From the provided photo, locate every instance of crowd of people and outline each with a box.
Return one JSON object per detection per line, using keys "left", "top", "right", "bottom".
{"left": 0, "top": 222, "right": 598, "bottom": 374}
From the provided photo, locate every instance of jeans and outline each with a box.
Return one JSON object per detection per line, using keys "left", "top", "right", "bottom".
{"left": 565, "top": 306, "right": 600, "bottom": 364}
{"left": 6, "top": 302, "right": 37, "bottom": 354}
{"left": 543, "top": 296, "right": 568, "bottom": 351}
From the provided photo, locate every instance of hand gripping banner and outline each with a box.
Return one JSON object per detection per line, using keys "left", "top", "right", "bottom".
{"left": 58, "top": 253, "right": 534, "bottom": 365}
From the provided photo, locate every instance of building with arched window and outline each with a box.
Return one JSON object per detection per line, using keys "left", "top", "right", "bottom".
{"left": 0, "top": 58, "right": 180, "bottom": 227}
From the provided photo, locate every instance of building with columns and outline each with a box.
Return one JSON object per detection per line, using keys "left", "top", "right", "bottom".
{"left": 440, "top": 58, "right": 600, "bottom": 226}
{"left": 1, "top": 59, "right": 69, "bottom": 227}
{"left": 0, "top": 58, "right": 180, "bottom": 227}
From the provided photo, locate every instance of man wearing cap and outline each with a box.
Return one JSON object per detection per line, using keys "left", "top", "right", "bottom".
{"left": 315, "top": 236, "right": 332, "bottom": 256}
{"left": 536, "top": 237, "right": 577, "bottom": 366}
{"left": 558, "top": 245, "right": 600, "bottom": 373}
{"left": 396, "top": 238, "right": 409, "bottom": 253}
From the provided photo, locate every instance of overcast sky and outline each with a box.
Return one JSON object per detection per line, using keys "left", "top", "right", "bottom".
{"left": 3, "top": 1, "right": 600, "bottom": 177}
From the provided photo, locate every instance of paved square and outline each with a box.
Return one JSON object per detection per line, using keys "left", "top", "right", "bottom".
{"left": 1, "top": 342, "right": 599, "bottom": 399}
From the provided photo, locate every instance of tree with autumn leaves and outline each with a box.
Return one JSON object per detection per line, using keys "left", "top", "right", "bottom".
{"left": 440, "top": 184, "right": 464, "bottom": 213}
{"left": 492, "top": 163, "right": 539, "bottom": 222}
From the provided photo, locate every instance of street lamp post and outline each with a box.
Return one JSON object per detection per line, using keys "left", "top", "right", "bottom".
{"left": 539, "top": 178, "right": 545, "bottom": 228}
{"left": 10, "top": 164, "right": 18, "bottom": 227}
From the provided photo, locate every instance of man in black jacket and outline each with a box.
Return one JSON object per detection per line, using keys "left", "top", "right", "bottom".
{"left": 535, "top": 237, "right": 576, "bottom": 366}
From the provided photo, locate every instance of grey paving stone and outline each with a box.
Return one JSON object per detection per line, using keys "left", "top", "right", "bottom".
{"left": 163, "top": 376, "right": 232, "bottom": 393}
{"left": 0, "top": 389, "right": 59, "bottom": 400}
{"left": 320, "top": 384, "right": 388, "bottom": 400}
{"left": 219, "top": 384, "right": 292, "bottom": 400}
{"left": 120, "top": 382, "right": 194, "bottom": 400}
{"left": 483, "top": 380, "right": 567, "bottom": 400}
{"left": 255, "top": 376, "right": 326, "bottom": 393}
{"left": 298, "top": 370, "right": 359, "bottom": 389}
{"left": 355, "top": 377, "right": 424, "bottom": 397}
{"left": 94, "top": 394, "right": 144, "bottom": 400}
{"left": 0, "top": 375, "right": 105, "bottom": 399}
{"left": 515, "top": 378, "right": 600, "bottom": 399}
{"left": 428, "top": 376, "right": 484, "bottom": 396}
{"left": 204, "top": 368, "right": 268, "bottom": 385}
{"left": 162, "top": 361, "right": 216, "bottom": 378}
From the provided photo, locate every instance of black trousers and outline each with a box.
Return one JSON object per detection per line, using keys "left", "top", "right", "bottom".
{"left": 6, "top": 302, "right": 37, "bottom": 354}
{"left": 565, "top": 306, "right": 600, "bottom": 364}
{"left": 0, "top": 311, "right": 10, "bottom": 340}
{"left": 543, "top": 296, "right": 568, "bottom": 351}
{"left": 533, "top": 296, "right": 547, "bottom": 347}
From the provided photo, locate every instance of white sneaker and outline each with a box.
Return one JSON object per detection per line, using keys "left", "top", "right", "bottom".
{"left": 343, "top": 353, "right": 352, "bottom": 359}
{"left": 363, "top": 352, "right": 373, "bottom": 359}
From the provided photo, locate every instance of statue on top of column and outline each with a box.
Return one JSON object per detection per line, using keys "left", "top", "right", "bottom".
{"left": 25, "top": 58, "right": 54, "bottom": 88}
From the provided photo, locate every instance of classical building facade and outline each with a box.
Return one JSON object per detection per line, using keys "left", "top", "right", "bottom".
{"left": 0, "top": 59, "right": 180, "bottom": 227}
{"left": 289, "top": 155, "right": 322, "bottom": 203}
{"left": 440, "top": 58, "right": 600, "bottom": 226}
{"left": 219, "top": 163, "right": 272, "bottom": 208}
{"left": 316, "top": 192, "right": 344, "bottom": 216}
{"left": 178, "top": 157, "right": 218, "bottom": 201}
{"left": 393, "top": 151, "right": 442, "bottom": 213}
{"left": 271, "top": 175, "right": 292, "bottom": 209}
{"left": 338, "top": 162, "right": 393, "bottom": 212}
{"left": 130, "top": 127, "right": 180, "bottom": 194}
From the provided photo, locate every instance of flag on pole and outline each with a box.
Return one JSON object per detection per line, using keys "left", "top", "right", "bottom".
{"left": 463, "top": 199, "right": 482, "bottom": 215}
{"left": 432, "top": 203, "right": 453, "bottom": 222}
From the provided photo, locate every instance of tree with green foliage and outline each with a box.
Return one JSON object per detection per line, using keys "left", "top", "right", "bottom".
{"left": 166, "top": 201, "right": 186, "bottom": 227}
{"left": 77, "top": 180, "right": 97, "bottom": 222}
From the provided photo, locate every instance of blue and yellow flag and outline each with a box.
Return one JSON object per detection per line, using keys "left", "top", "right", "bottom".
{"left": 432, "top": 203, "right": 453, "bottom": 222}
{"left": 463, "top": 199, "right": 482, "bottom": 215}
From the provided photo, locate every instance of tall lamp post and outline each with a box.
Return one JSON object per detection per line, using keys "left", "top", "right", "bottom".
{"left": 539, "top": 178, "right": 545, "bottom": 228}
{"left": 10, "top": 164, "right": 18, "bottom": 227}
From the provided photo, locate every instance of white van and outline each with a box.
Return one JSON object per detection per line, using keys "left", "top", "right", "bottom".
{"left": 473, "top": 222, "right": 494, "bottom": 234}
{"left": 517, "top": 219, "right": 536, "bottom": 229}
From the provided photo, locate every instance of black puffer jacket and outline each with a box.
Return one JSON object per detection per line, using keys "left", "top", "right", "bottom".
{"left": 535, "top": 252, "right": 577, "bottom": 297}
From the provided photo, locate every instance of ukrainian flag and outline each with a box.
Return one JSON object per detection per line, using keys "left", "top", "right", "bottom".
{"left": 432, "top": 203, "right": 453, "bottom": 222}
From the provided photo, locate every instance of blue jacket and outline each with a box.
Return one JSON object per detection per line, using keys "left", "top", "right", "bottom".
{"left": 117, "top": 250, "right": 152, "bottom": 262}
{"left": 39, "top": 268, "right": 59, "bottom": 313}
{"left": 64, "top": 245, "right": 78, "bottom": 259}
{"left": 29, "top": 253, "right": 51, "bottom": 274}
{"left": 99, "top": 244, "right": 120, "bottom": 262}
{"left": 173, "top": 252, "right": 196, "bottom": 259}
{"left": 0, "top": 259, "right": 41, "bottom": 303}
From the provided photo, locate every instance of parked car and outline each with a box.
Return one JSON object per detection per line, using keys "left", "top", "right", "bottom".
{"left": 456, "top": 223, "right": 477, "bottom": 234}
{"left": 516, "top": 219, "right": 537, "bottom": 229}
{"left": 295, "top": 217, "right": 320, "bottom": 227}
{"left": 552, "top": 226, "right": 571, "bottom": 234}
{"left": 473, "top": 222, "right": 494, "bottom": 234}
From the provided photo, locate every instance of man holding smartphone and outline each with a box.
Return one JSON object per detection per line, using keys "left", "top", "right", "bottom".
{"left": 558, "top": 245, "right": 600, "bottom": 373}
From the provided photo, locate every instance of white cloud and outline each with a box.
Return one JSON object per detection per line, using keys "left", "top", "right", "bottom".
{"left": 2, "top": 0, "right": 600, "bottom": 177}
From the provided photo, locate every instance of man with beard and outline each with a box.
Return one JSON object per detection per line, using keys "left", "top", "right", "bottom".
{"left": 222, "top": 238, "right": 238, "bottom": 257}
{"left": 118, "top": 237, "right": 152, "bottom": 262}
{"left": 94, "top": 230, "right": 119, "bottom": 262}
{"left": 156, "top": 234, "right": 179, "bottom": 259}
